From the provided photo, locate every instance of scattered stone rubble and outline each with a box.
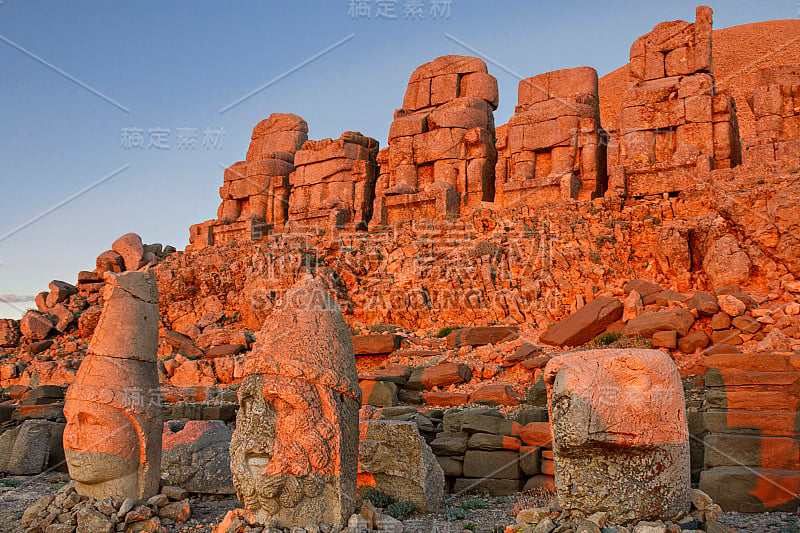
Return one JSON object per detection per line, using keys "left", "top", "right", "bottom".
{"left": 508, "top": 488, "right": 728, "bottom": 533}
{"left": 21, "top": 481, "right": 192, "bottom": 533}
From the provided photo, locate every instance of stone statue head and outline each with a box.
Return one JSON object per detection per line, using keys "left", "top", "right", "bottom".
{"left": 63, "top": 355, "right": 162, "bottom": 499}
{"left": 230, "top": 276, "right": 361, "bottom": 528}
{"left": 63, "top": 270, "right": 162, "bottom": 500}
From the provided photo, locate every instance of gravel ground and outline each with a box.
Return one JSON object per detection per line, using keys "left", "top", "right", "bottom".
{"left": 718, "top": 511, "right": 800, "bottom": 533}
{"left": 4, "top": 473, "right": 800, "bottom": 533}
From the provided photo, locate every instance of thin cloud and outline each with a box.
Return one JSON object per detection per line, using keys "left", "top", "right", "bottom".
{"left": 0, "top": 294, "right": 35, "bottom": 303}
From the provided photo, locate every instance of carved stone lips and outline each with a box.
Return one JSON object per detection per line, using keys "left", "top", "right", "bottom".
{"left": 246, "top": 453, "right": 272, "bottom": 473}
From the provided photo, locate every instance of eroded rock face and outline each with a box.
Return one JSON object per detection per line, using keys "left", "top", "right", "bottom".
{"left": 63, "top": 270, "right": 162, "bottom": 500}
{"left": 544, "top": 349, "right": 690, "bottom": 523}
{"left": 230, "top": 276, "right": 361, "bottom": 528}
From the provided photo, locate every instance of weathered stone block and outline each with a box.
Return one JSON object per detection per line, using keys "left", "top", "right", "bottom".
{"left": 545, "top": 349, "right": 690, "bottom": 522}
{"left": 453, "top": 477, "right": 521, "bottom": 496}
{"left": 539, "top": 296, "right": 623, "bottom": 347}
{"left": 161, "top": 420, "right": 235, "bottom": 494}
{"left": 700, "top": 466, "right": 800, "bottom": 513}
{"left": 359, "top": 420, "right": 444, "bottom": 513}
{"left": 462, "top": 450, "right": 521, "bottom": 479}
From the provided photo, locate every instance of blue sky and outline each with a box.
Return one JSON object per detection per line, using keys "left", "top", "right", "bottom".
{"left": 1, "top": 0, "right": 797, "bottom": 319}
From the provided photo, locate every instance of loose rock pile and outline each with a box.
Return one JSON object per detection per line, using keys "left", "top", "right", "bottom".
{"left": 508, "top": 488, "right": 727, "bottom": 533}
{"left": 215, "top": 499, "right": 405, "bottom": 533}
{"left": 21, "top": 481, "right": 192, "bottom": 533}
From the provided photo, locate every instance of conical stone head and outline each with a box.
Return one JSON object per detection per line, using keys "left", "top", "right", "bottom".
{"left": 231, "top": 276, "right": 361, "bottom": 528}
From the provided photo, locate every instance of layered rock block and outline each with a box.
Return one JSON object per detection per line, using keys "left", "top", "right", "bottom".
{"left": 544, "top": 349, "right": 690, "bottom": 523}
{"left": 189, "top": 114, "right": 308, "bottom": 249}
{"left": 373, "top": 55, "right": 499, "bottom": 225}
{"left": 699, "top": 353, "right": 800, "bottom": 512}
{"left": 288, "top": 131, "right": 379, "bottom": 231}
{"left": 743, "top": 66, "right": 800, "bottom": 169}
{"left": 497, "top": 66, "right": 608, "bottom": 206}
{"left": 607, "top": 6, "right": 741, "bottom": 198}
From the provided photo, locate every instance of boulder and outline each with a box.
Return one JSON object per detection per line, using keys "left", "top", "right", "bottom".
{"left": 519, "top": 422, "right": 553, "bottom": 447}
{"left": 504, "top": 343, "right": 544, "bottom": 365}
{"left": 710, "top": 312, "right": 732, "bottom": 330}
{"left": 21, "top": 385, "right": 64, "bottom": 405}
{"left": 624, "top": 280, "right": 663, "bottom": 299}
{"left": 703, "top": 235, "right": 752, "bottom": 289}
{"left": 96, "top": 250, "right": 125, "bottom": 273}
{"left": 540, "top": 296, "right": 623, "bottom": 347}
{"left": 361, "top": 380, "right": 398, "bottom": 407}
{"left": 358, "top": 364, "right": 412, "bottom": 385}
{"left": 77, "top": 506, "right": 115, "bottom": 533}
{"left": 20, "top": 310, "right": 54, "bottom": 340}
{"left": 161, "top": 420, "right": 235, "bottom": 494}
{"left": 652, "top": 330, "right": 678, "bottom": 349}
{"left": 470, "top": 384, "right": 523, "bottom": 406}
{"left": 0, "top": 319, "right": 21, "bottom": 347}
{"left": 359, "top": 420, "right": 444, "bottom": 513}
{"left": 112, "top": 232, "right": 146, "bottom": 271}
{"left": 352, "top": 334, "right": 399, "bottom": 355}
{"left": 205, "top": 343, "right": 245, "bottom": 359}
{"left": 700, "top": 466, "right": 800, "bottom": 512}
{"left": 678, "top": 330, "right": 711, "bottom": 353}
{"left": 718, "top": 295, "right": 747, "bottom": 317}
{"left": 458, "top": 412, "right": 517, "bottom": 436}
{"left": 687, "top": 291, "right": 720, "bottom": 317}
{"left": 429, "top": 432, "right": 468, "bottom": 456}
{"left": 732, "top": 315, "right": 761, "bottom": 334}
{"left": 422, "top": 391, "right": 470, "bottom": 407}
{"left": 2, "top": 419, "right": 56, "bottom": 475}
{"left": 45, "top": 280, "right": 78, "bottom": 308}
{"left": 624, "top": 308, "right": 695, "bottom": 337}
{"left": 0, "top": 426, "right": 20, "bottom": 472}
{"left": 445, "top": 326, "right": 519, "bottom": 348}
{"left": 462, "top": 450, "right": 521, "bottom": 478}
{"left": 421, "top": 362, "right": 472, "bottom": 388}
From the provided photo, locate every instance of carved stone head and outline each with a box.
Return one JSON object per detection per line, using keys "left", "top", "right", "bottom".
{"left": 230, "top": 277, "right": 360, "bottom": 528}
{"left": 63, "top": 271, "right": 162, "bottom": 500}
